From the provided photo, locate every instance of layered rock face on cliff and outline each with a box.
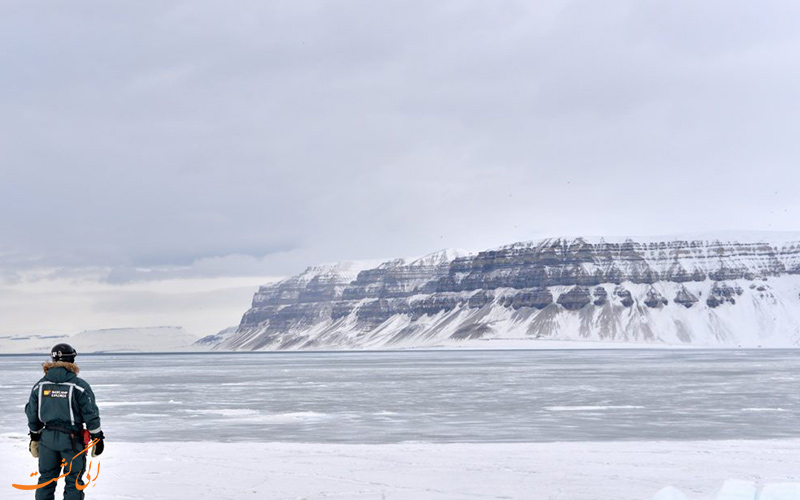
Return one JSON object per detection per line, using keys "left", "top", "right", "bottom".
{"left": 217, "top": 236, "right": 800, "bottom": 350}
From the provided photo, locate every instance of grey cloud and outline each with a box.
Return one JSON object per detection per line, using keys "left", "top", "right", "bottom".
{"left": 1, "top": 0, "right": 799, "bottom": 284}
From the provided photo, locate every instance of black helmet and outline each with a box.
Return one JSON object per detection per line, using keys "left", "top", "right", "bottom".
{"left": 50, "top": 343, "right": 77, "bottom": 363}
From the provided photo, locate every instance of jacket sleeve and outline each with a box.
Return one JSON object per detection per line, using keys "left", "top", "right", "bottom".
{"left": 77, "top": 382, "right": 102, "bottom": 433}
{"left": 25, "top": 384, "right": 44, "bottom": 434}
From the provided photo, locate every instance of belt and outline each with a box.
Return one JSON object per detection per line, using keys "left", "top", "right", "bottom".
{"left": 44, "top": 424, "right": 84, "bottom": 451}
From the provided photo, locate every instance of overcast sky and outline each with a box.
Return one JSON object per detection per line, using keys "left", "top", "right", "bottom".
{"left": 2, "top": 0, "right": 800, "bottom": 336}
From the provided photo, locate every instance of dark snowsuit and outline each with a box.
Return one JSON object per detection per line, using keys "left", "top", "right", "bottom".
{"left": 25, "top": 362, "right": 102, "bottom": 500}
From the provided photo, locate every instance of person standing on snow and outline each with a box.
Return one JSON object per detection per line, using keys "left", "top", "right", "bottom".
{"left": 25, "top": 344, "right": 105, "bottom": 500}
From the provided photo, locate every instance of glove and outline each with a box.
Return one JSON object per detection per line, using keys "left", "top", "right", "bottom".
{"left": 29, "top": 432, "right": 41, "bottom": 458}
{"left": 90, "top": 431, "right": 104, "bottom": 457}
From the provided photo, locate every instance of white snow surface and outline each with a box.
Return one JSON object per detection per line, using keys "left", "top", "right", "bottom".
{"left": 296, "top": 259, "right": 386, "bottom": 282}
{"left": 1, "top": 435, "right": 798, "bottom": 500}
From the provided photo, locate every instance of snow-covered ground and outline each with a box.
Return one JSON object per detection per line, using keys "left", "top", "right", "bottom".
{"left": 1, "top": 435, "right": 798, "bottom": 500}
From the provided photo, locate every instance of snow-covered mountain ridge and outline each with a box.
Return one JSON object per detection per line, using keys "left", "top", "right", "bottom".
{"left": 217, "top": 236, "right": 800, "bottom": 350}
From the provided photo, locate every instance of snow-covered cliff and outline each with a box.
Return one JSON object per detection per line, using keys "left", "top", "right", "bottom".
{"left": 217, "top": 236, "right": 800, "bottom": 350}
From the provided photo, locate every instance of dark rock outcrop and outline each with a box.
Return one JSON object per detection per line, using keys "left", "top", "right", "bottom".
{"left": 706, "top": 282, "right": 743, "bottom": 308}
{"left": 557, "top": 286, "right": 591, "bottom": 311}
{"left": 592, "top": 286, "right": 608, "bottom": 306}
{"left": 674, "top": 287, "right": 699, "bottom": 308}
{"left": 411, "top": 295, "right": 460, "bottom": 319}
{"left": 614, "top": 286, "right": 634, "bottom": 307}
{"left": 357, "top": 298, "right": 409, "bottom": 324}
{"left": 468, "top": 290, "right": 494, "bottom": 309}
{"left": 511, "top": 288, "right": 554, "bottom": 310}
{"left": 644, "top": 288, "right": 669, "bottom": 308}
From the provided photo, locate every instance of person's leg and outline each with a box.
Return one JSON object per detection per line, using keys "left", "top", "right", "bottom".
{"left": 35, "top": 444, "right": 61, "bottom": 500}
{"left": 62, "top": 450, "right": 86, "bottom": 500}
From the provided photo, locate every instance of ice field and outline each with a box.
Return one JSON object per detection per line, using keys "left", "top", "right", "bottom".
{"left": 1, "top": 350, "right": 799, "bottom": 499}
{"left": 2, "top": 350, "right": 799, "bottom": 443}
